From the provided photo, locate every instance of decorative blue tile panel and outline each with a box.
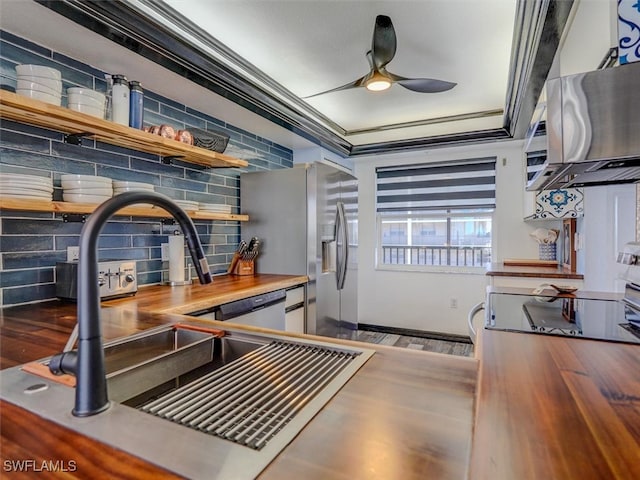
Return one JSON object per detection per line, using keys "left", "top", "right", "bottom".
{"left": 618, "top": 0, "right": 640, "bottom": 64}
{"left": 535, "top": 188, "right": 584, "bottom": 219}
{"left": 0, "top": 30, "right": 293, "bottom": 306}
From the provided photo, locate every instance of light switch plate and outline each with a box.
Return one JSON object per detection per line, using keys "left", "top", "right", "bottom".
{"left": 67, "top": 246, "right": 79, "bottom": 262}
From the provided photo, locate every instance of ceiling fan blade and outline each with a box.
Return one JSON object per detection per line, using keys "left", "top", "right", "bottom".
{"left": 387, "top": 72, "right": 457, "bottom": 93}
{"left": 371, "top": 15, "right": 396, "bottom": 70}
{"left": 303, "top": 74, "right": 367, "bottom": 99}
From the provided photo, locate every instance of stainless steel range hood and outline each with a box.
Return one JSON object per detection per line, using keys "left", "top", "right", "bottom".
{"left": 527, "top": 61, "right": 640, "bottom": 191}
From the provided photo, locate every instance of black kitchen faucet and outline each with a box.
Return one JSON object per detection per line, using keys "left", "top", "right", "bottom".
{"left": 49, "top": 191, "right": 212, "bottom": 416}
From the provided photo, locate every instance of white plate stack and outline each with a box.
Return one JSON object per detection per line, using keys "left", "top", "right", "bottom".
{"left": 0, "top": 173, "right": 53, "bottom": 200}
{"left": 61, "top": 174, "right": 113, "bottom": 203}
{"left": 67, "top": 87, "right": 106, "bottom": 119}
{"left": 15, "top": 64, "right": 62, "bottom": 106}
{"left": 113, "top": 181, "right": 155, "bottom": 208}
{"left": 170, "top": 200, "right": 200, "bottom": 211}
{"left": 198, "top": 203, "right": 232, "bottom": 214}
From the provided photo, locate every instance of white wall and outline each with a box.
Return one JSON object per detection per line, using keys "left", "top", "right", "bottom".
{"left": 557, "top": 0, "right": 617, "bottom": 78}
{"left": 580, "top": 184, "right": 636, "bottom": 292}
{"left": 353, "top": 139, "right": 547, "bottom": 336}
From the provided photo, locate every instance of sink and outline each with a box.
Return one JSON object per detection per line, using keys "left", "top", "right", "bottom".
{"left": 0, "top": 326, "right": 374, "bottom": 479}
{"left": 112, "top": 328, "right": 265, "bottom": 407}
{"left": 103, "top": 325, "right": 220, "bottom": 403}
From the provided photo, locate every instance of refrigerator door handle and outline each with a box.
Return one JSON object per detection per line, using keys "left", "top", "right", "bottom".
{"left": 336, "top": 201, "right": 348, "bottom": 290}
{"left": 334, "top": 204, "right": 342, "bottom": 289}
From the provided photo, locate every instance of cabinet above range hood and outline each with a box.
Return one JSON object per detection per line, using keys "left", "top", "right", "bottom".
{"left": 527, "top": 61, "right": 640, "bottom": 191}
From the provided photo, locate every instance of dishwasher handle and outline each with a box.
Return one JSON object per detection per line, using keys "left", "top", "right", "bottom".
{"left": 196, "top": 289, "right": 286, "bottom": 321}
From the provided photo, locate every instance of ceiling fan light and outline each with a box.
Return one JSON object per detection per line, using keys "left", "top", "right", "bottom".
{"left": 365, "top": 71, "right": 392, "bottom": 92}
{"left": 366, "top": 79, "right": 392, "bottom": 91}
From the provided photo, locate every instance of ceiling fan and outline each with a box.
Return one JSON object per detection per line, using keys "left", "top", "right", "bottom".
{"left": 305, "top": 15, "right": 456, "bottom": 98}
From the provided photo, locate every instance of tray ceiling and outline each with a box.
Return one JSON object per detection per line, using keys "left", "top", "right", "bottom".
{"left": 151, "top": 0, "right": 517, "bottom": 145}
{"left": 3, "top": 0, "right": 593, "bottom": 156}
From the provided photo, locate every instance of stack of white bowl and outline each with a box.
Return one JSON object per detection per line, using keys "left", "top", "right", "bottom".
{"left": 198, "top": 202, "right": 232, "bottom": 214}
{"left": 15, "top": 65, "right": 62, "bottom": 106}
{"left": 67, "top": 87, "right": 106, "bottom": 119}
{"left": 61, "top": 174, "right": 112, "bottom": 204}
{"left": 113, "top": 181, "right": 155, "bottom": 208}
{"left": 171, "top": 200, "right": 199, "bottom": 211}
{"left": 0, "top": 173, "right": 53, "bottom": 200}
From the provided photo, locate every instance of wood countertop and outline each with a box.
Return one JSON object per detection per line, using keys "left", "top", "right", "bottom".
{"left": 2, "top": 275, "right": 638, "bottom": 479}
{"left": 0, "top": 301, "right": 477, "bottom": 480}
{"left": 103, "top": 273, "right": 309, "bottom": 314}
{"left": 470, "top": 329, "right": 640, "bottom": 480}
{"left": 486, "top": 263, "right": 584, "bottom": 279}
{"left": 486, "top": 285, "right": 624, "bottom": 301}
{"left": 0, "top": 274, "right": 307, "bottom": 370}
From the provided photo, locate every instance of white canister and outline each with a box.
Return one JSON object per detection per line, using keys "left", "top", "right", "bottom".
{"left": 111, "top": 74, "right": 130, "bottom": 126}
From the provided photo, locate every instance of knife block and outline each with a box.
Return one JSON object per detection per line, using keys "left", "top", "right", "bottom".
{"left": 232, "top": 259, "right": 255, "bottom": 276}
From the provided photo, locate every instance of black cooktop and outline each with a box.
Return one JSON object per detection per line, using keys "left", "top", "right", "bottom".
{"left": 485, "top": 291, "right": 640, "bottom": 344}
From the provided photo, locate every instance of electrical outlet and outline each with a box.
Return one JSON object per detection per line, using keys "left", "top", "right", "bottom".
{"left": 67, "top": 246, "right": 80, "bottom": 262}
{"left": 449, "top": 298, "right": 458, "bottom": 309}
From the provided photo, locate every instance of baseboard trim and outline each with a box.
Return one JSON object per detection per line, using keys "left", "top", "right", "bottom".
{"left": 358, "top": 323, "right": 473, "bottom": 344}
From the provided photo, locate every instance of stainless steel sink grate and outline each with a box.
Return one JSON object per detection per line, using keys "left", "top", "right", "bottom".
{"left": 139, "top": 340, "right": 360, "bottom": 450}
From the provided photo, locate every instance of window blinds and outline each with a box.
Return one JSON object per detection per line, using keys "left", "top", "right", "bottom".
{"left": 376, "top": 158, "right": 496, "bottom": 214}
{"left": 526, "top": 150, "right": 546, "bottom": 182}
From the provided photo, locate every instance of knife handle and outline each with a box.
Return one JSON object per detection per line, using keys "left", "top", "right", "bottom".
{"left": 227, "top": 252, "right": 241, "bottom": 274}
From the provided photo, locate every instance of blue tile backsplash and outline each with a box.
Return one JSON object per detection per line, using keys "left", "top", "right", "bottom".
{"left": 0, "top": 30, "right": 293, "bottom": 306}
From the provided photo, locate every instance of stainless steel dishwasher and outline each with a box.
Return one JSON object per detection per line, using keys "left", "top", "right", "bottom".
{"left": 188, "top": 289, "right": 286, "bottom": 330}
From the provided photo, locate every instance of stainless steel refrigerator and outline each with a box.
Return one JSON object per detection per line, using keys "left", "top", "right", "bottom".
{"left": 240, "top": 162, "right": 358, "bottom": 339}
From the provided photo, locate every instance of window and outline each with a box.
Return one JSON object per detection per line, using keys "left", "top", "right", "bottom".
{"left": 526, "top": 150, "right": 546, "bottom": 184}
{"left": 376, "top": 158, "right": 495, "bottom": 268}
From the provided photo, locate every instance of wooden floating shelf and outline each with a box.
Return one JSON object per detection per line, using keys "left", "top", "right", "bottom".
{"left": 0, "top": 90, "right": 248, "bottom": 169}
{"left": 503, "top": 258, "right": 559, "bottom": 267}
{"left": 0, "top": 198, "right": 248, "bottom": 222}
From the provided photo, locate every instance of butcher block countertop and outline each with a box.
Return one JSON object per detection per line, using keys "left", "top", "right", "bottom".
{"left": 487, "top": 285, "right": 624, "bottom": 301}
{"left": 2, "top": 275, "right": 639, "bottom": 479}
{"left": 0, "top": 302, "right": 476, "bottom": 480}
{"left": 103, "top": 273, "right": 309, "bottom": 314}
{"left": 0, "top": 274, "right": 307, "bottom": 370}
{"left": 470, "top": 330, "right": 640, "bottom": 480}
{"left": 486, "top": 262, "right": 584, "bottom": 279}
